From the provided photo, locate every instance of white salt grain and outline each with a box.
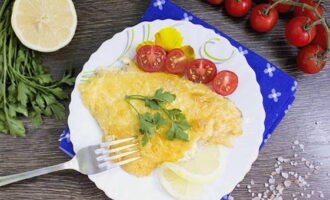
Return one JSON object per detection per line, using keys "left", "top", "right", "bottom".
{"left": 284, "top": 180, "right": 291, "bottom": 187}
{"left": 275, "top": 168, "right": 281, "bottom": 174}
{"left": 251, "top": 179, "right": 255, "bottom": 185}
{"left": 281, "top": 172, "right": 289, "bottom": 179}
{"left": 236, "top": 184, "right": 240, "bottom": 188}
{"left": 294, "top": 140, "right": 299, "bottom": 145}
{"left": 269, "top": 178, "right": 275, "bottom": 184}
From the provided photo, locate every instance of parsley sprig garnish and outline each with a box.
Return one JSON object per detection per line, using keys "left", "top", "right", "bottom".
{"left": 125, "top": 89, "right": 191, "bottom": 146}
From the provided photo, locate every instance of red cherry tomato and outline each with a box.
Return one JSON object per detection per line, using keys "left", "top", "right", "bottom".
{"left": 225, "top": 0, "right": 252, "bottom": 17}
{"left": 207, "top": 0, "right": 224, "bottom": 4}
{"left": 297, "top": 45, "right": 327, "bottom": 74}
{"left": 294, "top": 0, "right": 323, "bottom": 22}
{"left": 285, "top": 16, "right": 316, "bottom": 47}
{"left": 312, "top": 25, "right": 327, "bottom": 49}
{"left": 250, "top": 4, "right": 279, "bottom": 32}
{"left": 212, "top": 70, "right": 239, "bottom": 96}
{"left": 136, "top": 45, "right": 166, "bottom": 72}
{"left": 186, "top": 59, "right": 217, "bottom": 84}
{"left": 270, "top": 0, "right": 292, "bottom": 13}
{"left": 164, "top": 49, "right": 188, "bottom": 75}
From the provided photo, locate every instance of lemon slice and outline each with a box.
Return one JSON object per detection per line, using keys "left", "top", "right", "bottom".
{"left": 159, "top": 166, "right": 204, "bottom": 200}
{"left": 164, "top": 145, "right": 225, "bottom": 183}
{"left": 11, "top": 0, "right": 77, "bottom": 52}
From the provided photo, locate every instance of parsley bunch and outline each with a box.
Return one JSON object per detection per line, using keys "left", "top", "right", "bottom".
{"left": 125, "top": 89, "right": 191, "bottom": 146}
{"left": 0, "top": 0, "right": 75, "bottom": 137}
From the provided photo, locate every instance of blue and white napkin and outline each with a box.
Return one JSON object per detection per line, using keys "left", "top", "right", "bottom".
{"left": 59, "top": 0, "right": 297, "bottom": 199}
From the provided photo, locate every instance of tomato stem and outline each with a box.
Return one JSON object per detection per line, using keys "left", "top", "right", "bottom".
{"left": 272, "top": 0, "right": 330, "bottom": 55}
{"left": 263, "top": 0, "right": 281, "bottom": 15}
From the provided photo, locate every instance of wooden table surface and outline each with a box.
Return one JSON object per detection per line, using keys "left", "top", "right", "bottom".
{"left": 0, "top": 0, "right": 329, "bottom": 199}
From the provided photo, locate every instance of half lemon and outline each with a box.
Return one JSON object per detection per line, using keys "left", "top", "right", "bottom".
{"left": 11, "top": 0, "right": 77, "bottom": 52}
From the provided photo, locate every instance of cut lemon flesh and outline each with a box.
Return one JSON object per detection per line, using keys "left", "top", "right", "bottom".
{"left": 166, "top": 145, "right": 224, "bottom": 183}
{"left": 159, "top": 145, "right": 225, "bottom": 199}
{"left": 11, "top": 0, "right": 77, "bottom": 52}
{"left": 160, "top": 166, "right": 204, "bottom": 200}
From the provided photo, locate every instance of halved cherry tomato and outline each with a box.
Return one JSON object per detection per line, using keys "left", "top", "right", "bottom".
{"left": 294, "top": 0, "right": 323, "bottom": 22}
{"left": 225, "top": 0, "right": 252, "bottom": 17}
{"left": 285, "top": 16, "right": 316, "bottom": 47}
{"left": 186, "top": 59, "right": 217, "bottom": 84}
{"left": 136, "top": 45, "right": 166, "bottom": 72}
{"left": 165, "top": 49, "right": 188, "bottom": 75}
{"left": 212, "top": 70, "right": 238, "bottom": 96}
{"left": 250, "top": 4, "right": 279, "bottom": 32}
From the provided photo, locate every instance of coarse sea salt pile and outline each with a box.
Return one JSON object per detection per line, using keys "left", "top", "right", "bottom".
{"left": 228, "top": 140, "right": 327, "bottom": 200}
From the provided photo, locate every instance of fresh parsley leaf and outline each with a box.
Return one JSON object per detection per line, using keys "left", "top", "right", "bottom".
{"left": 166, "top": 121, "right": 190, "bottom": 142}
{"left": 145, "top": 99, "right": 161, "bottom": 110}
{"left": 152, "top": 112, "right": 167, "bottom": 128}
{"left": 175, "top": 119, "right": 191, "bottom": 131}
{"left": 50, "top": 103, "right": 66, "bottom": 120}
{"left": 138, "top": 113, "right": 155, "bottom": 137}
{"left": 17, "top": 82, "right": 29, "bottom": 106}
{"left": 166, "top": 122, "right": 177, "bottom": 140}
{"left": 30, "top": 111, "right": 42, "bottom": 128}
{"left": 142, "top": 134, "right": 149, "bottom": 146}
{"left": 175, "top": 128, "right": 189, "bottom": 141}
{"left": 167, "top": 109, "right": 187, "bottom": 122}
{"left": 153, "top": 88, "right": 176, "bottom": 104}
{"left": 7, "top": 117, "right": 25, "bottom": 137}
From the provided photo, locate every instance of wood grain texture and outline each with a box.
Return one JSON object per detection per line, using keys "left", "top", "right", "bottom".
{"left": 0, "top": 0, "right": 329, "bottom": 199}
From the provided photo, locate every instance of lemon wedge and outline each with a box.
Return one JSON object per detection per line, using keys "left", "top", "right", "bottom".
{"left": 159, "top": 166, "right": 204, "bottom": 200}
{"left": 159, "top": 146, "right": 225, "bottom": 199}
{"left": 11, "top": 0, "right": 77, "bottom": 52}
{"left": 164, "top": 145, "right": 225, "bottom": 183}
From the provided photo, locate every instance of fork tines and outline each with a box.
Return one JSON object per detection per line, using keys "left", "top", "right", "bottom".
{"left": 95, "top": 136, "right": 140, "bottom": 170}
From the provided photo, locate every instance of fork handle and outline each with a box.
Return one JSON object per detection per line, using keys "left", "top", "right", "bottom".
{"left": 0, "top": 159, "right": 74, "bottom": 187}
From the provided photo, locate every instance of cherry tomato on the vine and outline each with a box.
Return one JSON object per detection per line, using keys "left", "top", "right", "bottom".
{"left": 294, "top": 0, "right": 323, "bottom": 22}
{"left": 285, "top": 16, "right": 316, "bottom": 47}
{"left": 225, "top": 0, "right": 252, "bottom": 17}
{"left": 312, "top": 25, "right": 327, "bottom": 49}
{"left": 136, "top": 45, "right": 166, "bottom": 72}
{"left": 207, "top": 0, "right": 224, "bottom": 5}
{"left": 270, "top": 0, "right": 292, "bottom": 13}
{"left": 250, "top": 4, "right": 279, "bottom": 32}
{"left": 297, "top": 45, "right": 327, "bottom": 74}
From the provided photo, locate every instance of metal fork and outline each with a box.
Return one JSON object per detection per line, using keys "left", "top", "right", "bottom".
{"left": 0, "top": 137, "right": 140, "bottom": 187}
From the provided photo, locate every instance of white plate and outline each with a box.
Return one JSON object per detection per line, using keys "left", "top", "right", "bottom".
{"left": 68, "top": 19, "right": 265, "bottom": 200}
